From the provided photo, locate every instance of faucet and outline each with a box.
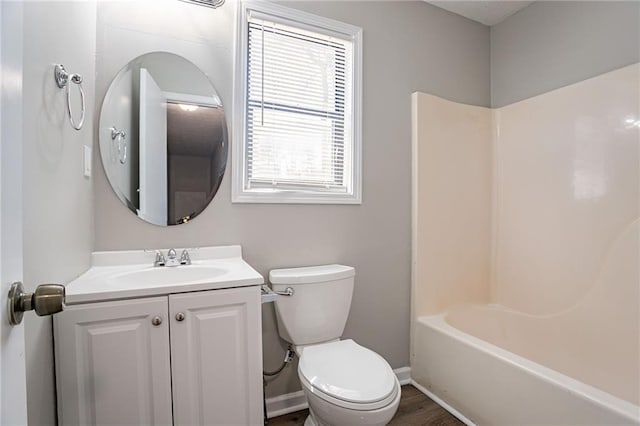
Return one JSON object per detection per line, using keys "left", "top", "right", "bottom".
{"left": 154, "top": 250, "right": 166, "bottom": 267}
{"left": 154, "top": 248, "right": 191, "bottom": 267}
{"left": 165, "top": 248, "right": 180, "bottom": 267}
{"left": 179, "top": 249, "right": 191, "bottom": 265}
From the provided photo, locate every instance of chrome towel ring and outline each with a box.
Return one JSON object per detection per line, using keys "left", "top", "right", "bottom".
{"left": 54, "top": 64, "right": 85, "bottom": 131}
{"left": 110, "top": 126, "right": 127, "bottom": 164}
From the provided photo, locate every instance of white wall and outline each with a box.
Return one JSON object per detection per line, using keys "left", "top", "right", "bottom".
{"left": 21, "top": 2, "right": 96, "bottom": 424}
{"left": 92, "top": 0, "right": 490, "bottom": 399}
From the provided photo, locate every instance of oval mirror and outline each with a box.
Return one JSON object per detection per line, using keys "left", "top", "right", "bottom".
{"left": 99, "top": 52, "right": 227, "bottom": 226}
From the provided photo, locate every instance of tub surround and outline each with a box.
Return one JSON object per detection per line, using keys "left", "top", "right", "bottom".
{"left": 492, "top": 64, "right": 639, "bottom": 316}
{"left": 412, "top": 64, "right": 640, "bottom": 424}
{"left": 414, "top": 315, "right": 639, "bottom": 425}
{"left": 411, "top": 93, "right": 493, "bottom": 318}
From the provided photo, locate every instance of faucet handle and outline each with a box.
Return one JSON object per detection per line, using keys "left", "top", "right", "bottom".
{"left": 154, "top": 250, "right": 166, "bottom": 267}
{"left": 180, "top": 249, "right": 191, "bottom": 265}
{"left": 167, "top": 248, "right": 177, "bottom": 259}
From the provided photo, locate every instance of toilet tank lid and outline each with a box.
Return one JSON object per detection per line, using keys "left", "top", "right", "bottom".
{"left": 269, "top": 264, "right": 355, "bottom": 285}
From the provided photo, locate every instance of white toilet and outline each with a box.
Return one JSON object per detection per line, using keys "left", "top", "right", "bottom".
{"left": 270, "top": 264, "right": 401, "bottom": 426}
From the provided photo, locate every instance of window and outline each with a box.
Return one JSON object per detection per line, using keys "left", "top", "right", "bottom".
{"left": 233, "top": 1, "right": 362, "bottom": 203}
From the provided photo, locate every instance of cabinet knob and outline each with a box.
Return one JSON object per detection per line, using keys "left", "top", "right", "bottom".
{"left": 175, "top": 312, "right": 185, "bottom": 322}
{"left": 151, "top": 316, "right": 162, "bottom": 326}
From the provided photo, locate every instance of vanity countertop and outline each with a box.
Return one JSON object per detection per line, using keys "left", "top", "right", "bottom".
{"left": 64, "top": 245, "right": 264, "bottom": 304}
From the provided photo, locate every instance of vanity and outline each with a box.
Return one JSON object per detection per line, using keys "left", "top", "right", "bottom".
{"left": 53, "top": 246, "right": 264, "bottom": 425}
{"left": 53, "top": 39, "right": 262, "bottom": 425}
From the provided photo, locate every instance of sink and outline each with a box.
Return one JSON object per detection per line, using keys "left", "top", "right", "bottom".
{"left": 64, "top": 246, "right": 265, "bottom": 304}
{"left": 108, "top": 265, "right": 227, "bottom": 288}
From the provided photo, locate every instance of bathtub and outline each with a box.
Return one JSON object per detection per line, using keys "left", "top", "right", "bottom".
{"left": 411, "top": 305, "right": 640, "bottom": 426}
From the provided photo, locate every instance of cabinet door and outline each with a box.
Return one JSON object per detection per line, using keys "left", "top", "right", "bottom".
{"left": 170, "top": 286, "right": 263, "bottom": 426}
{"left": 54, "top": 297, "right": 172, "bottom": 426}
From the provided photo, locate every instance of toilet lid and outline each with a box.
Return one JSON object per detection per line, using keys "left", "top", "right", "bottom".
{"left": 298, "top": 339, "right": 396, "bottom": 404}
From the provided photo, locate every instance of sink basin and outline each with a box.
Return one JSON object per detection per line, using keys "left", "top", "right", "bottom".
{"left": 64, "top": 246, "right": 264, "bottom": 304}
{"left": 108, "top": 265, "right": 227, "bottom": 288}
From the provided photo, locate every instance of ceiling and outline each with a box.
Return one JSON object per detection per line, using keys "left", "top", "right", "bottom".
{"left": 426, "top": 1, "right": 535, "bottom": 26}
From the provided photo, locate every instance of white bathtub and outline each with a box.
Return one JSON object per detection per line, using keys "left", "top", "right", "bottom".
{"left": 411, "top": 306, "right": 640, "bottom": 426}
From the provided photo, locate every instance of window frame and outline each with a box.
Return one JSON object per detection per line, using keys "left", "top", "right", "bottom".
{"left": 232, "top": 0, "right": 363, "bottom": 204}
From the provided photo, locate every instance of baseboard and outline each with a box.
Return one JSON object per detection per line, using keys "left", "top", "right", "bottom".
{"left": 266, "top": 366, "right": 412, "bottom": 418}
{"left": 266, "top": 390, "right": 308, "bottom": 419}
{"left": 410, "top": 379, "right": 476, "bottom": 426}
{"left": 394, "top": 366, "right": 412, "bottom": 385}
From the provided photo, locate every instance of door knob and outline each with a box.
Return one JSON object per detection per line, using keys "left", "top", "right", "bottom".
{"left": 175, "top": 312, "right": 185, "bottom": 322}
{"left": 8, "top": 281, "right": 65, "bottom": 326}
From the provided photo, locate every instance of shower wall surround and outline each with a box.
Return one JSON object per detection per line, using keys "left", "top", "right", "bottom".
{"left": 411, "top": 96, "right": 492, "bottom": 317}
{"left": 492, "top": 64, "right": 639, "bottom": 316}
{"left": 412, "top": 63, "right": 640, "bottom": 408}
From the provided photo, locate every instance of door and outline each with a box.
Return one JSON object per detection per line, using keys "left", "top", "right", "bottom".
{"left": 0, "top": 2, "right": 28, "bottom": 424}
{"left": 170, "top": 286, "right": 263, "bottom": 425}
{"left": 54, "top": 297, "right": 173, "bottom": 426}
{"left": 138, "top": 68, "right": 168, "bottom": 226}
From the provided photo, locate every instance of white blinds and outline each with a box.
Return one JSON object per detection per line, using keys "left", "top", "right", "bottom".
{"left": 246, "top": 15, "right": 354, "bottom": 192}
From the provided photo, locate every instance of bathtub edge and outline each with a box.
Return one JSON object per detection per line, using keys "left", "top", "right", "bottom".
{"left": 414, "top": 314, "right": 640, "bottom": 424}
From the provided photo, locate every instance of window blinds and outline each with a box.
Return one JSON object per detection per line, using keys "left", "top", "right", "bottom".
{"left": 246, "top": 15, "right": 354, "bottom": 192}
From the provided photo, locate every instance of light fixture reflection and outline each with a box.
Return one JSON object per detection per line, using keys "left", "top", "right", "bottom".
{"left": 623, "top": 116, "right": 640, "bottom": 128}
{"left": 179, "top": 104, "right": 199, "bottom": 112}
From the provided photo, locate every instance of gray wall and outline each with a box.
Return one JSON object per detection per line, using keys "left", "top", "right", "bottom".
{"left": 22, "top": 2, "right": 96, "bottom": 424}
{"left": 491, "top": 1, "right": 640, "bottom": 107}
{"left": 93, "top": 0, "right": 490, "bottom": 399}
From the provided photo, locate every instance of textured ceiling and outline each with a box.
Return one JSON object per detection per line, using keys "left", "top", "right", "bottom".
{"left": 427, "top": 1, "right": 534, "bottom": 26}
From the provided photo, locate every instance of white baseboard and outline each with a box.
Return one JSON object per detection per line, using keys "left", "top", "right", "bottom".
{"left": 266, "top": 390, "right": 308, "bottom": 419}
{"left": 410, "top": 379, "right": 476, "bottom": 426}
{"left": 394, "top": 366, "right": 412, "bottom": 385}
{"left": 266, "top": 366, "right": 412, "bottom": 419}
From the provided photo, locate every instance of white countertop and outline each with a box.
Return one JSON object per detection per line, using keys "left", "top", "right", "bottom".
{"left": 65, "top": 245, "right": 264, "bottom": 304}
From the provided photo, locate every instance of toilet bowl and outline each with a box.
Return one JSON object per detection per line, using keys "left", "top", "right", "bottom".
{"left": 298, "top": 339, "right": 401, "bottom": 426}
{"left": 270, "top": 265, "right": 400, "bottom": 426}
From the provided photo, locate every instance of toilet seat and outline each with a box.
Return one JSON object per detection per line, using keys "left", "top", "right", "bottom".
{"left": 298, "top": 339, "right": 399, "bottom": 411}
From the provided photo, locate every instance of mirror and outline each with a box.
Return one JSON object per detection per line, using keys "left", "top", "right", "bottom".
{"left": 99, "top": 52, "right": 227, "bottom": 226}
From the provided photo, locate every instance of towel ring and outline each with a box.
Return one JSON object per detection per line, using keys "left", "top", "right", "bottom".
{"left": 110, "top": 127, "right": 127, "bottom": 164}
{"left": 54, "top": 64, "right": 85, "bottom": 131}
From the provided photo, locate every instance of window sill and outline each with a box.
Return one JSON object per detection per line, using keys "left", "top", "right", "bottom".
{"left": 232, "top": 189, "right": 361, "bottom": 205}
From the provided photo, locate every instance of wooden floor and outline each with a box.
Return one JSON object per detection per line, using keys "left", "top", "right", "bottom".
{"left": 268, "top": 385, "right": 464, "bottom": 426}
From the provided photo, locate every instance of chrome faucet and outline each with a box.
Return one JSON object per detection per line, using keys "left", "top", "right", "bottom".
{"left": 180, "top": 249, "right": 191, "bottom": 265}
{"left": 165, "top": 248, "right": 180, "bottom": 267}
{"left": 153, "top": 248, "right": 191, "bottom": 267}
{"left": 154, "top": 250, "right": 166, "bottom": 267}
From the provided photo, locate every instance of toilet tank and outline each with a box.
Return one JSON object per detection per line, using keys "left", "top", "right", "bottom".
{"left": 270, "top": 264, "right": 355, "bottom": 346}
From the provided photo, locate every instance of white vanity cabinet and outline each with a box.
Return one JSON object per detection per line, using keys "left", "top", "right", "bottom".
{"left": 54, "top": 286, "right": 263, "bottom": 426}
{"left": 169, "top": 288, "right": 263, "bottom": 425}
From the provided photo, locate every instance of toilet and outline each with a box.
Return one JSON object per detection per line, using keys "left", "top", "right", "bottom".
{"left": 270, "top": 265, "right": 401, "bottom": 426}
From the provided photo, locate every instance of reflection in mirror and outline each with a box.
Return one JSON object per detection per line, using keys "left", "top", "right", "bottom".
{"left": 99, "top": 52, "right": 227, "bottom": 226}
